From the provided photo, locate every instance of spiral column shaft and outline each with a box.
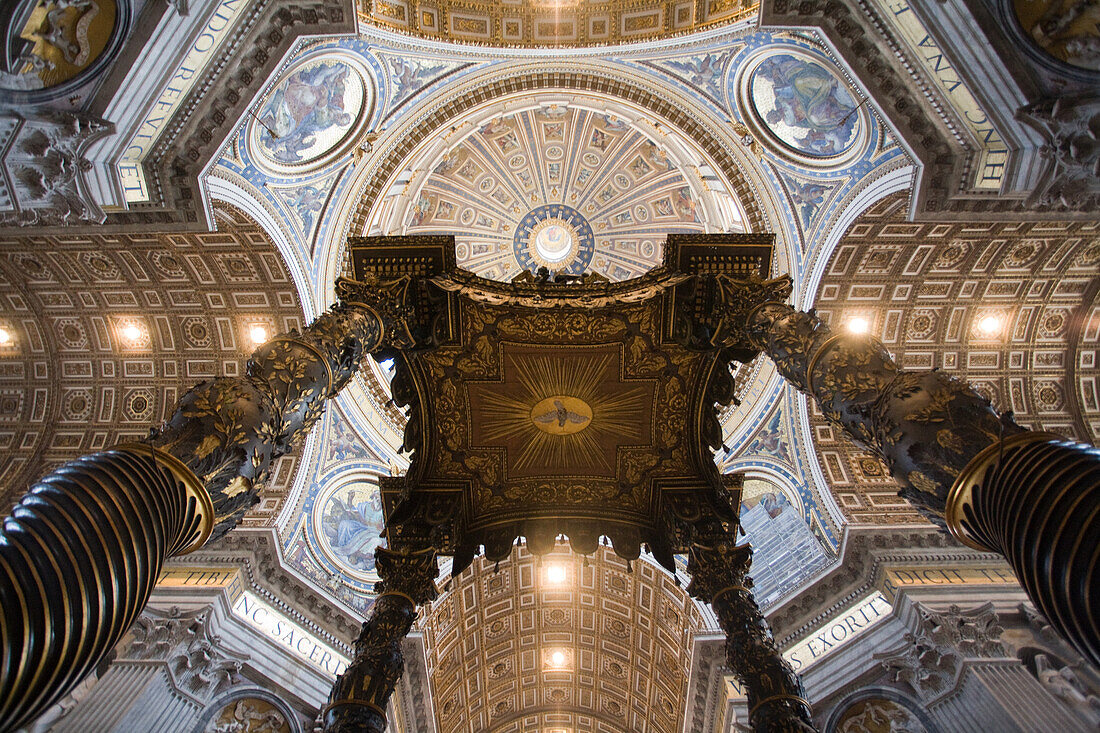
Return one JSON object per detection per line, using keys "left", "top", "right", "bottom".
{"left": 0, "top": 445, "right": 210, "bottom": 731}
{"left": 947, "top": 433, "right": 1100, "bottom": 666}
{"left": 686, "top": 532, "right": 817, "bottom": 733}
{"left": 323, "top": 546, "right": 439, "bottom": 733}
{"left": 0, "top": 275, "right": 425, "bottom": 731}
{"left": 717, "top": 276, "right": 1100, "bottom": 668}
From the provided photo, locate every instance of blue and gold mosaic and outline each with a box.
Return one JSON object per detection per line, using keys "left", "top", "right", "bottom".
{"left": 513, "top": 204, "right": 595, "bottom": 274}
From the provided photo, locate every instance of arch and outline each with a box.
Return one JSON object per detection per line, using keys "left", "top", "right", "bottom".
{"left": 205, "top": 172, "right": 318, "bottom": 318}
{"left": 823, "top": 686, "right": 939, "bottom": 733}
{"left": 424, "top": 544, "right": 709, "bottom": 733}
{"left": 318, "top": 61, "right": 791, "bottom": 298}
{"left": 190, "top": 687, "right": 303, "bottom": 733}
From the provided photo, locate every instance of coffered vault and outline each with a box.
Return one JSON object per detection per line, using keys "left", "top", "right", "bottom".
{"left": 1, "top": 0, "right": 1099, "bottom": 730}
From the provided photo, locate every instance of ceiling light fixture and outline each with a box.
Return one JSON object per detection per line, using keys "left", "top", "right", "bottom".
{"left": 546, "top": 564, "right": 567, "bottom": 584}
{"left": 549, "top": 650, "right": 566, "bottom": 667}
{"left": 978, "top": 315, "right": 1003, "bottom": 336}
{"left": 250, "top": 325, "right": 269, "bottom": 345}
{"left": 121, "top": 324, "right": 143, "bottom": 343}
{"left": 0, "top": 328, "right": 11, "bottom": 345}
{"left": 846, "top": 317, "right": 869, "bottom": 335}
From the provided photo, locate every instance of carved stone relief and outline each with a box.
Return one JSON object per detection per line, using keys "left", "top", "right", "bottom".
{"left": 203, "top": 696, "right": 292, "bottom": 733}
{"left": 874, "top": 602, "right": 1004, "bottom": 703}
{"left": 1018, "top": 95, "right": 1100, "bottom": 212}
{"left": 835, "top": 697, "right": 929, "bottom": 733}
{"left": 127, "top": 607, "right": 249, "bottom": 703}
{"left": 0, "top": 110, "right": 111, "bottom": 227}
{"left": 1026, "top": 652, "right": 1100, "bottom": 727}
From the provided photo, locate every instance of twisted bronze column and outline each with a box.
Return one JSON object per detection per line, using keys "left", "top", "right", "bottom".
{"left": 686, "top": 520, "right": 817, "bottom": 732}
{"left": 323, "top": 546, "right": 439, "bottom": 732}
{"left": 0, "top": 275, "right": 422, "bottom": 731}
{"left": 715, "top": 275, "right": 1100, "bottom": 667}
{"left": 0, "top": 445, "right": 210, "bottom": 731}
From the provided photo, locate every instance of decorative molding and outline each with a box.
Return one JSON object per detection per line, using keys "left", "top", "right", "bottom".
{"left": 760, "top": 0, "right": 1097, "bottom": 219}
{"left": 359, "top": 0, "right": 759, "bottom": 48}
{"left": 128, "top": 606, "right": 250, "bottom": 704}
{"left": 1018, "top": 95, "right": 1100, "bottom": 212}
{"left": 178, "top": 527, "right": 362, "bottom": 649}
{"left": 875, "top": 602, "right": 1005, "bottom": 704}
{"left": 106, "top": 0, "right": 356, "bottom": 229}
{"left": 766, "top": 526, "right": 993, "bottom": 647}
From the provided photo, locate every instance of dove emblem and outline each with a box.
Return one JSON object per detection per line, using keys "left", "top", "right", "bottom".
{"left": 530, "top": 395, "right": 592, "bottom": 435}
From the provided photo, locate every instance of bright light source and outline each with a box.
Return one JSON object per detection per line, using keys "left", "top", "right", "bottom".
{"left": 546, "top": 564, "right": 567, "bottom": 584}
{"left": 550, "top": 651, "right": 566, "bottom": 667}
{"left": 0, "top": 328, "right": 10, "bottom": 345}
{"left": 249, "top": 325, "right": 268, "bottom": 345}
{"left": 122, "top": 324, "right": 143, "bottom": 342}
{"left": 978, "top": 315, "right": 1002, "bottom": 336}
{"left": 847, "top": 317, "right": 869, "bottom": 335}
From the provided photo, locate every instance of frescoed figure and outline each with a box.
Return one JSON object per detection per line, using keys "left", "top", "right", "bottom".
{"left": 643, "top": 142, "right": 674, "bottom": 171}
{"left": 602, "top": 114, "right": 629, "bottom": 131}
{"left": 674, "top": 186, "right": 700, "bottom": 222}
{"left": 479, "top": 118, "right": 511, "bottom": 136}
{"left": 433, "top": 151, "right": 460, "bottom": 175}
{"left": 752, "top": 54, "right": 858, "bottom": 157}
{"left": 320, "top": 485, "right": 385, "bottom": 574}
{"left": 259, "top": 61, "right": 358, "bottom": 164}
{"left": 409, "top": 195, "right": 431, "bottom": 227}
{"left": 285, "top": 185, "right": 325, "bottom": 232}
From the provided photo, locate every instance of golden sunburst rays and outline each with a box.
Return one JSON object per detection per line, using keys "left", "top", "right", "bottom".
{"left": 469, "top": 347, "right": 654, "bottom": 478}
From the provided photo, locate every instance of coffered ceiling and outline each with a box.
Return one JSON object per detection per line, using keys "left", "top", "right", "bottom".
{"left": 0, "top": 205, "right": 306, "bottom": 522}
{"left": 359, "top": 0, "right": 759, "bottom": 47}
{"left": 810, "top": 193, "right": 1100, "bottom": 525}
{"left": 421, "top": 544, "right": 708, "bottom": 733}
{"left": 403, "top": 103, "right": 725, "bottom": 281}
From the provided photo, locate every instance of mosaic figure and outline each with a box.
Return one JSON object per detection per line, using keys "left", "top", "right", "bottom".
{"left": 320, "top": 485, "right": 385, "bottom": 574}
{"left": 752, "top": 54, "right": 858, "bottom": 157}
{"left": 259, "top": 61, "right": 357, "bottom": 164}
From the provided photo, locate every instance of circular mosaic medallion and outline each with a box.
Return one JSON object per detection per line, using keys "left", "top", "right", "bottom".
{"left": 740, "top": 50, "right": 865, "bottom": 166}
{"left": 0, "top": 0, "right": 120, "bottom": 94}
{"left": 1013, "top": 1, "right": 1100, "bottom": 72}
{"left": 514, "top": 204, "right": 594, "bottom": 273}
{"left": 312, "top": 479, "right": 385, "bottom": 583}
{"left": 250, "top": 54, "right": 371, "bottom": 173}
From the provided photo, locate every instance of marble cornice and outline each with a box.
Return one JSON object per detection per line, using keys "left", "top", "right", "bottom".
{"left": 766, "top": 525, "right": 1006, "bottom": 647}
{"left": 166, "top": 527, "right": 363, "bottom": 651}
{"left": 106, "top": 0, "right": 357, "bottom": 231}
